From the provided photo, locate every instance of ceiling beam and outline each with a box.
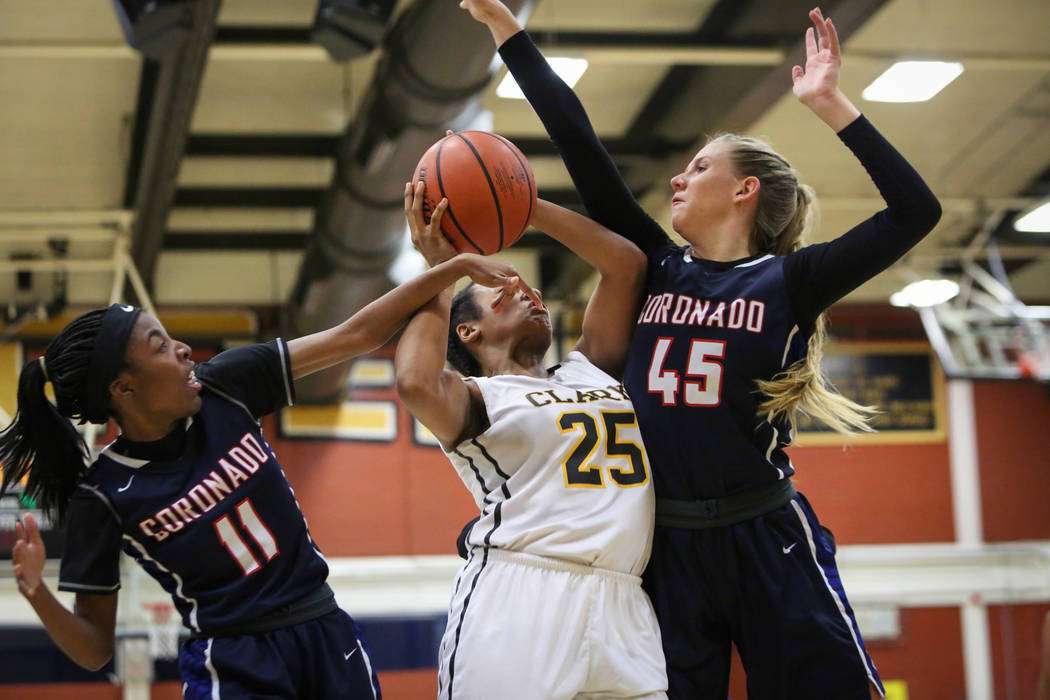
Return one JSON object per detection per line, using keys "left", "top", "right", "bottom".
{"left": 127, "top": 0, "right": 222, "bottom": 289}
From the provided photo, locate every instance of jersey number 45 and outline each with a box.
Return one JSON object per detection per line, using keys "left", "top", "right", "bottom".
{"left": 647, "top": 337, "right": 726, "bottom": 407}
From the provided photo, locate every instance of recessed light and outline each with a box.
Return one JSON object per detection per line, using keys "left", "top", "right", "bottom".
{"left": 1014, "top": 200, "right": 1050, "bottom": 233}
{"left": 862, "top": 61, "right": 963, "bottom": 103}
{"left": 497, "top": 57, "right": 589, "bottom": 99}
{"left": 890, "top": 279, "right": 960, "bottom": 307}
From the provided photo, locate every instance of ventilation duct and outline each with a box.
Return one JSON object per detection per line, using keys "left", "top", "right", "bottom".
{"left": 287, "top": 0, "right": 533, "bottom": 402}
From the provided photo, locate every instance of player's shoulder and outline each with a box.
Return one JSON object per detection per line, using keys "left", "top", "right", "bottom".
{"left": 556, "top": 350, "right": 616, "bottom": 384}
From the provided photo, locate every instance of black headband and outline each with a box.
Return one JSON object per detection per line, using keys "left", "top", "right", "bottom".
{"left": 78, "top": 303, "right": 143, "bottom": 424}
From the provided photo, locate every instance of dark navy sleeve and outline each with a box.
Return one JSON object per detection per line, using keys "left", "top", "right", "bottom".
{"left": 784, "top": 115, "right": 942, "bottom": 329}
{"left": 57, "top": 487, "right": 122, "bottom": 594}
{"left": 498, "top": 30, "right": 673, "bottom": 258}
{"left": 194, "top": 339, "right": 295, "bottom": 419}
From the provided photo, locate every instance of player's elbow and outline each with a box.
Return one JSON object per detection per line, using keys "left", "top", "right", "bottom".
{"left": 616, "top": 246, "right": 648, "bottom": 292}
{"left": 75, "top": 644, "right": 114, "bottom": 672}
{"left": 909, "top": 188, "right": 942, "bottom": 234}
{"left": 920, "top": 194, "right": 942, "bottom": 233}
{"left": 396, "top": 371, "right": 439, "bottom": 406}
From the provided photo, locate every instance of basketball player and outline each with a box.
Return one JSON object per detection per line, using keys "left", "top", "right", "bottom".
{"left": 396, "top": 184, "right": 667, "bottom": 699}
{"left": 2, "top": 252, "right": 524, "bottom": 699}
{"left": 462, "top": 2, "right": 942, "bottom": 698}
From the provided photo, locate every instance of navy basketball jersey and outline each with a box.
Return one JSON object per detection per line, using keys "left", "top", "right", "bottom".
{"left": 623, "top": 248, "right": 808, "bottom": 500}
{"left": 58, "top": 340, "right": 330, "bottom": 634}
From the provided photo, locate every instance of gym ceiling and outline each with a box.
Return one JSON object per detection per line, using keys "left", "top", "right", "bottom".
{"left": 1, "top": 0, "right": 1047, "bottom": 317}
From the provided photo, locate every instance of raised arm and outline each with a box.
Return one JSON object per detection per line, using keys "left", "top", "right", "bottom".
{"left": 394, "top": 183, "right": 500, "bottom": 450}
{"left": 532, "top": 199, "right": 646, "bottom": 378}
{"left": 784, "top": 9, "right": 941, "bottom": 327}
{"left": 461, "top": 0, "right": 671, "bottom": 257}
{"left": 13, "top": 514, "right": 117, "bottom": 671}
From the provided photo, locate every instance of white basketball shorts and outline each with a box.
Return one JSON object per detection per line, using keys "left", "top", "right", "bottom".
{"left": 437, "top": 547, "right": 667, "bottom": 700}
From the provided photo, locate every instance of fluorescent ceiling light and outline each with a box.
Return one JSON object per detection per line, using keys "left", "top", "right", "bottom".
{"left": 862, "top": 61, "right": 963, "bottom": 102}
{"left": 890, "top": 279, "right": 960, "bottom": 307}
{"left": 497, "top": 57, "right": 588, "bottom": 99}
{"left": 1014, "top": 201, "right": 1050, "bottom": 233}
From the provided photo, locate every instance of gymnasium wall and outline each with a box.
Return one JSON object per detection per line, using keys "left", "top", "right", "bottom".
{"left": 2, "top": 317, "right": 1049, "bottom": 699}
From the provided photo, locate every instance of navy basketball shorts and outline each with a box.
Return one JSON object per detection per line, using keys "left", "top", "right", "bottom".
{"left": 642, "top": 492, "right": 883, "bottom": 700}
{"left": 179, "top": 609, "right": 381, "bottom": 699}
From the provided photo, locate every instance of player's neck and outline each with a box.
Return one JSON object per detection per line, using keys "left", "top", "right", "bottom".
{"left": 480, "top": 342, "right": 548, "bottom": 378}
{"left": 117, "top": 412, "right": 187, "bottom": 443}
{"left": 681, "top": 217, "right": 752, "bottom": 262}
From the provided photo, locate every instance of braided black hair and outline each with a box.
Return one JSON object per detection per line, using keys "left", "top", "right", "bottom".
{"left": 447, "top": 284, "right": 483, "bottom": 377}
{"left": 0, "top": 308, "right": 108, "bottom": 522}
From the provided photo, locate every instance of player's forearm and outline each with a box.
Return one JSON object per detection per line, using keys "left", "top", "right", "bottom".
{"left": 23, "top": 585, "right": 113, "bottom": 670}
{"left": 800, "top": 88, "right": 861, "bottom": 133}
{"left": 346, "top": 257, "right": 466, "bottom": 346}
{"left": 290, "top": 258, "right": 467, "bottom": 378}
{"left": 532, "top": 199, "right": 646, "bottom": 281}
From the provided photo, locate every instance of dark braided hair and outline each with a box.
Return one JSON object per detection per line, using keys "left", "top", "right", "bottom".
{"left": 447, "top": 284, "right": 483, "bottom": 377}
{"left": 0, "top": 308, "right": 109, "bottom": 522}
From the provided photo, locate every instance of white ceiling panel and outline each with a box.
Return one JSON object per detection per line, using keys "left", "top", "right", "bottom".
{"left": 192, "top": 54, "right": 352, "bottom": 134}
{"left": 847, "top": 0, "right": 1050, "bottom": 56}
{"left": 0, "top": 1, "right": 126, "bottom": 42}
{"left": 525, "top": 0, "right": 717, "bottom": 32}
{"left": 0, "top": 54, "right": 139, "bottom": 209}
{"left": 167, "top": 208, "right": 316, "bottom": 232}
{"left": 218, "top": 0, "right": 316, "bottom": 27}
{"left": 485, "top": 63, "right": 668, "bottom": 137}
{"left": 155, "top": 251, "right": 302, "bottom": 305}
{"left": 179, "top": 157, "right": 334, "bottom": 187}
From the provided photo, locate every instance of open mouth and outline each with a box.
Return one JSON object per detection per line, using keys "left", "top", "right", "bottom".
{"left": 187, "top": 369, "right": 201, "bottom": 391}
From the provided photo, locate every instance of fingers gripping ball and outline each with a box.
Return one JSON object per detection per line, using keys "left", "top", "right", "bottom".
{"left": 414, "top": 131, "right": 536, "bottom": 255}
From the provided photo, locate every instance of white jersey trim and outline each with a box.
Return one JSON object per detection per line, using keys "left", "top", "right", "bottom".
{"left": 99, "top": 447, "right": 150, "bottom": 470}
{"left": 76, "top": 482, "right": 124, "bottom": 524}
{"left": 735, "top": 253, "right": 774, "bottom": 268}
{"left": 100, "top": 417, "right": 194, "bottom": 469}
{"left": 205, "top": 638, "right": 221, "bottom": 699}
{"left": 790, "top": 500, "right": 880, "bottom": 692}
{"left": 276, "top": 337, "right": 295, "bottom": 407}
{"left": 122, "top": 534, "right": 201, "bottom": 632}
{"left": 57, "top": 580, "right": 120, "bottom": 593}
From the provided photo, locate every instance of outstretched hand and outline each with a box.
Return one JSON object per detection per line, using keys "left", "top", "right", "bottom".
{"left": 13, "top": 513, "right": 46, "bottom": 598}
{"left": 791, "top": 7, "right": 860, "bottom": 131}
{"left": 458, "top": 254, "right": 545, "bottom": 313}
{"left": 791, "top": 7, "right": 842, "bottom": 107}
{"left": 405, "top": 181, "right": 457, "bottom": 267}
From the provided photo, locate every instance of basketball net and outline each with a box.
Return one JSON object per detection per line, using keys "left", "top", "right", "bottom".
{"left": 142, "top": 602, "right": 182, "bottom": 660}
{"left": 918, "top": 239, "right": 1050, "bottom": 383}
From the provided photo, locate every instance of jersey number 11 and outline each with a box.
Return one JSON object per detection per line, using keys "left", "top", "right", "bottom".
{"left": 214, "top": 498, "right": 279, "bottom": 575}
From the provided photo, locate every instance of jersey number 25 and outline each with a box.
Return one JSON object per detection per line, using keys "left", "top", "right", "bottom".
{"left": 558, "top": 410, "right": 649, "bottom": 488}
{"left": 647, "top": 337, "right": 726, "bottom": 406}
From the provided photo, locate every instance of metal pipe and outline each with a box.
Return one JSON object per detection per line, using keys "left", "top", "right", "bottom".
{"left": 288, "top": 0, "right": 534, "bottom": 402}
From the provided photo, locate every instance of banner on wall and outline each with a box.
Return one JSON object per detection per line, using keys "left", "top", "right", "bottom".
{"left": 796, "top": 342, "right": 946, "bottom": 445}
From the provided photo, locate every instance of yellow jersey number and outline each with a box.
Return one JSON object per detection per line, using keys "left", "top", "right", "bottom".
{"left": 557, "top": 411, "right": 649, "bottom": 488}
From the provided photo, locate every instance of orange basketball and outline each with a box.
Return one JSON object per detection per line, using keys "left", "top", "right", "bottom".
{"left": 413, "top": 131, "right": 536, "bottom": 255}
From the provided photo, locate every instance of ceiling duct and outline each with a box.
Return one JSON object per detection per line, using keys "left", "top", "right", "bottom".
{"left": 288, "top": 0, "right": 534, "bottom": 402}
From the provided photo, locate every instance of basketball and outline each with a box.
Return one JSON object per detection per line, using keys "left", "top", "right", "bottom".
{"left": 413, "top": 130, "right": 537, "bottom": 255}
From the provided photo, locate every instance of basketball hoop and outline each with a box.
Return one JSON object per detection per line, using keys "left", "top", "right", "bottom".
{"left": 142, "top": 602, "right": 182, "bottom": 660}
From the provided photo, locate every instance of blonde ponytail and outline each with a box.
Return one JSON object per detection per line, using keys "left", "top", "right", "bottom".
{"left": 755, "top": 314, "right": 877, "bottom": 436}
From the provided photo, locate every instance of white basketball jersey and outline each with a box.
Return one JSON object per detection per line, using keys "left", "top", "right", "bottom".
{"left": 447, "top": 351, "right": 655, "bottom": 575}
